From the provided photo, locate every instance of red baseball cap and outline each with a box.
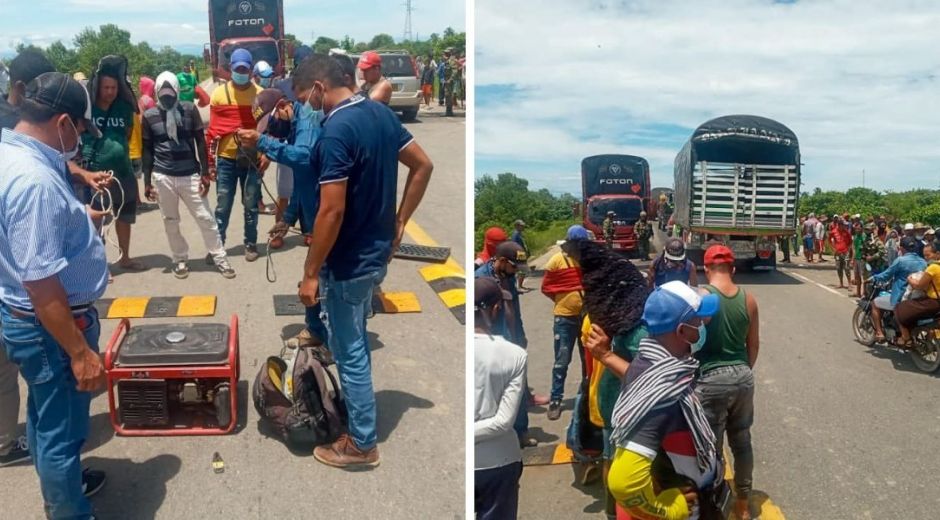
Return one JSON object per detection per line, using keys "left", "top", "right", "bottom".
{"left": 357, "top": 51, "right": 382, "bottom": 70}
{"left": 704, "top": 244, "right": 735, "bottom": 266}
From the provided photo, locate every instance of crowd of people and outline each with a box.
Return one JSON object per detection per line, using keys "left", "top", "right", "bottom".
{"left": 474, "top": 224, "right": 760, "bottom": 520}
{"left": 416, "top": 48, "right": 466, "bottom": 116}
{"left": 0, "top": 44, "right": 433, "bottom": 518}
{"left": 788, "top": 213, "right": 940, "bottom": 348}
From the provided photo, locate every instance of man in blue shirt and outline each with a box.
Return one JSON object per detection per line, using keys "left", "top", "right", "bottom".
{"left": 475, "top": 241, "right": 546, "bottom": 447}
{"left": 0, "top": 72, "right": 108, "bottom": 519}
{"left": 237, "top": 86, "right": 330, "bottom": 357}
{"left": 293, "top": 55, "right": 434, "bottom": 468}
{"left": 870, "top": 236, "right": 927, "bottom": 343}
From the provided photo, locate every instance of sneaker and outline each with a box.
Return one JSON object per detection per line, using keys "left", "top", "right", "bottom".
{"left": 172, "top": 261, "right": 189, "bottom": 279}
{"left": 313, "top": 434, "right": 379, "bottom": 469}
{"left": 547, "top": 401, "right": 562, "bottom": 421}
{"left": 519, "top": 436, "right": 538, "bottom": 448}
{"left": 244, "top": 244, "right": 260, "bottom": 262}
{"left": 215, "top": 258, "right": 236, "bottom": 279}
{"left": 0, "top": 435, "right": 30, "bottom": 467}
{"left": 81, "top": 468, "right": 106, "bottom": 497}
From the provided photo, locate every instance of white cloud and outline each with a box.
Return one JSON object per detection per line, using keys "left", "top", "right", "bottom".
{"left": 475, "top": 0, "right": 940, "bottom": 193}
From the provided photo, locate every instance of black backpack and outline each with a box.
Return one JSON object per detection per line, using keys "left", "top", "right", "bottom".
{"left": 252, "top": 345, "right": 347, "bottom": 447}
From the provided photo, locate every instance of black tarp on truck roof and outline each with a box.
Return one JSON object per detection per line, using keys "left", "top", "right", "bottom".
{"left": 581, "top": 154, "right": 649, "bottom": 199}
{"left": 210, "top": 0, "right": 283, "bottom": 42}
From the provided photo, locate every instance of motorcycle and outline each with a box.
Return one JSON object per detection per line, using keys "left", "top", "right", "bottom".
{"left": 852, "top": 280, "right": 940, "bottom": 373}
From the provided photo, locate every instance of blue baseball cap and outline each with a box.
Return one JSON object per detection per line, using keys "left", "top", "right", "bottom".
{"left": 566, "top": 225, "right": 589, "bottom": 241}
{"left": 642, "top": 281, "right": 719, "bottom": 336}
{"left": 230, "top": 48, "right": 253, "bottom": 70}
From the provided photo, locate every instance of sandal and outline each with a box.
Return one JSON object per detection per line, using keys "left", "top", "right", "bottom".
{"left": 893, "top": 338, "right": 913, "bottom": 349}
{"left": 873, "top": 334, "right": 887, "bottom": 344}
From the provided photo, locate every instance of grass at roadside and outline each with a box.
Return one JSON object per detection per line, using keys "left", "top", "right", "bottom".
{"left": 524, "top": 219, "right": 580, "bottom": 259}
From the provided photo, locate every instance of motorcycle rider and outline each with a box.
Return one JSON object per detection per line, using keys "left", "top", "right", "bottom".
{"left": 870, "top": 236, "right": 926, "bottom": 344}
{"left": 894, "top": 240, "right": 940, "bottom": 347}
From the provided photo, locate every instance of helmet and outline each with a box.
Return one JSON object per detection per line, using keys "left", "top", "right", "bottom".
{"left": 640, "top": 211, "right": 647, "bottom": 217}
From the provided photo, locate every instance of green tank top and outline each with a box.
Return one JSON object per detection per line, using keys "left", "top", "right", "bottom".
{"left": 696, "top": 284, "right": 750, "bottom": 372}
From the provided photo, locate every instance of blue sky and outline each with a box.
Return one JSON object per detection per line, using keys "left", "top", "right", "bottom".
{"left": 475, "top": 0, "right": 940, "bottom": 196}
{"left": 0, "top": 0, "right": 464, "bottom": 57}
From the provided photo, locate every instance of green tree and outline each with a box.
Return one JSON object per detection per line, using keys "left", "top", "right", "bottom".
{"left": 368, "top": 33, "right": 396, "bottom": 50}
{"left": 340, "top": 35, "right": 355, "bottom": 51}
{"left": 44, "top": 41, "right": 79, "bottom": 74}
{"left": 312, "top": 36, "right": 340, "bottom": 55}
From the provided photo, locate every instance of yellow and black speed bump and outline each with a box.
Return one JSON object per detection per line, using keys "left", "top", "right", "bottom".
{"left": 521, "top": 443, "right": 576, "bottom": 466}
{"left": 419, "top": 264, "right": 465, "bottom": 325}
{"left": 95, "top": 295, "right": 217, "bottom": 319}
{"left": 272, "top": 292, "right": 421, "bottom": 316}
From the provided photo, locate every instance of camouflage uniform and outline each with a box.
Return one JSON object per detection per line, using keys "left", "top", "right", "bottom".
{"left": 603, "top": 215, "right": 615, "bottom": 249}
{"left": 443, "top": 55, "right": 459, "bottom": 116}
{"left": 634, "top": 218, "right": 652, "bottom": 258}
{"left": 862, "top": 232, "right": 887, "bottom": 275}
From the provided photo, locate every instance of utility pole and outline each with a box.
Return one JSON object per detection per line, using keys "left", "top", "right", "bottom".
{"left": 403, "top": 0, "right": 415, "bottom": 42}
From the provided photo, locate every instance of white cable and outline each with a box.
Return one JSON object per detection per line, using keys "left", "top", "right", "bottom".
{"left": 90, "top": 170, "right": 126, "bottom": 260}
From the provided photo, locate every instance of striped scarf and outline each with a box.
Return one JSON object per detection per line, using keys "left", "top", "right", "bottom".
{"left": 610, "top": 338, "right": 716, "bottom": 472}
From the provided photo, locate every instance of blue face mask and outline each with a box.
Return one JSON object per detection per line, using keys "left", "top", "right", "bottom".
{"left": 298, "top": 98, "right": 324, "bottom": 126}
{"left": 231, "top": 71, "right": 250, "bottom": 85}
{"left": 259, "top": 77, "right": 272, "bottom": 88}
{"left": 680, "top": 323, "right": 708, "bottom": 354}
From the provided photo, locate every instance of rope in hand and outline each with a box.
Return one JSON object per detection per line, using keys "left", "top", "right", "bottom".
{"left": 89, "top": 170, "right": 126, "bottom": 260}
{"left": 233, "top": 133, "right": 299, "bottom": 284}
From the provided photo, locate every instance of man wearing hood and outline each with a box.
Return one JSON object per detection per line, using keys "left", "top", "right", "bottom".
{"left": 142, "top": 72, "right": 234, "bottom": 280}
{"left": 83, "top": 56, "right": 144, "bottom": 272}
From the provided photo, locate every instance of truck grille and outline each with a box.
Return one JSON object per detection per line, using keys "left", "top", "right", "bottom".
{"left": 691, "top": 162, "right": 797, "bottom": 230}
{"left": 118, "top": 380, "right": 169, "bottom": 426}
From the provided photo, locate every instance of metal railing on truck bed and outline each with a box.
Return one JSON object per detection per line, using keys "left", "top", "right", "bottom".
{"left": 691, "top": 162, "right": 797, "bottom": 230}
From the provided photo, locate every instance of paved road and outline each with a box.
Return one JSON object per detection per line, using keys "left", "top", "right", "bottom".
{"left": 515, "top": 233, "right": 940, "bottom": 519}
{"left": 2, "top": 110, "right": 466, "bottom": 519}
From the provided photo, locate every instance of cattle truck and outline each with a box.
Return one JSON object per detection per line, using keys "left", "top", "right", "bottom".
{"left": 673, "top": 114, "right": 800, "bottom": 270}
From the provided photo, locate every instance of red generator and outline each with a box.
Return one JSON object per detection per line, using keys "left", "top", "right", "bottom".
{"left": 104, "top": 315, "right": 239, "bottom": 436}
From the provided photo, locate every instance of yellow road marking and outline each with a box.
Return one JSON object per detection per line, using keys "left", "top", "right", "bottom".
{"left": 404, "top": 220, "right": 464, "bottom": 274}
{"left": 724, "top": 448, "right": 785, "bottom": 519}
{"left": 419, "top": 263, "right": 464, "bottom": 282}
{"left": 376, "top": 292, "right": 421, "bottom": 313}
{"left": 106, "top": 297, "right": 149, "bottom": 318}
{"left": 177, "top": 295, "right": 217, "bottom": 317}
{"left": 438, "top": 288, "right": 466, "bottom": 308}
{"left": 551, "top": 444, "right": 575, "bottom": 465}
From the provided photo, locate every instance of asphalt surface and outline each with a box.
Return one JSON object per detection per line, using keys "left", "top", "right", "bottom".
{"left": 1, "top": 104, "right": 467, "bottom": 519}
{"left": 515, "top": 231, "right": 940, "bottom": 519}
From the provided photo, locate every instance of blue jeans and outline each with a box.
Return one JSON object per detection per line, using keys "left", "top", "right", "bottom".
{"left": 319, "top": 266, "right": 386, "bottom": 450}
{"left": 550, "top": 315, "right": 581, "bottom": 402}
{"left": 1, "top": 305, "right": 100, "bottom": 520}
{"left": 304, "top": 303, "right": 329, "bottom": 344}
{"left": 214, "top": 157, "right": 261, "bottom": 246}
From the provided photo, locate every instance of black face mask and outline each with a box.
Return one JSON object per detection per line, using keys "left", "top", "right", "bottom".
{"left": 159, "top": 94, "right": 177, "bottom": 108}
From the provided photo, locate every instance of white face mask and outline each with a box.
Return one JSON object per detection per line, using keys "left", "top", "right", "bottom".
{"left": 58, "top": 116, "right": 81, "bottom": 161}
